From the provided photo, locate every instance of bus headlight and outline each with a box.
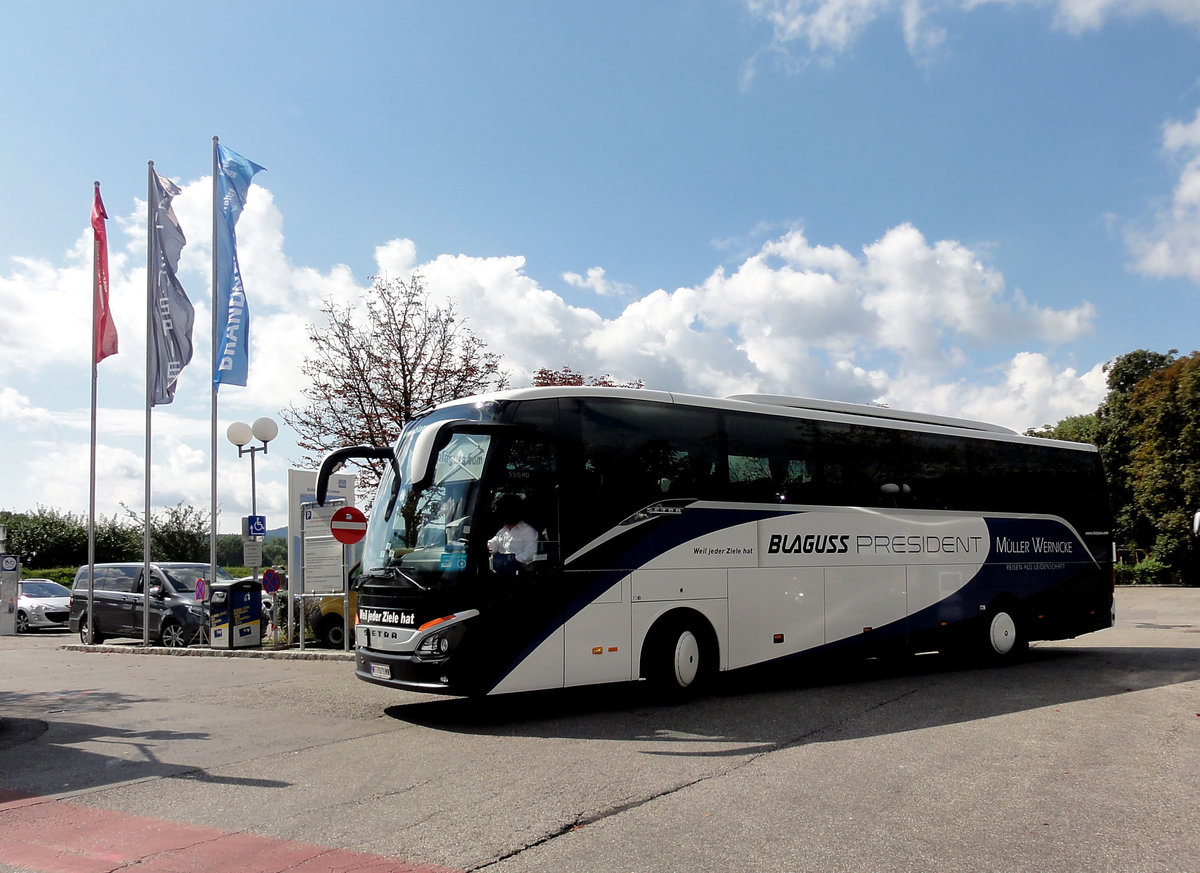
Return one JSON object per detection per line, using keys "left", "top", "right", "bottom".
{"left": 415, "top": 622, "right": 466, "bottom": 659}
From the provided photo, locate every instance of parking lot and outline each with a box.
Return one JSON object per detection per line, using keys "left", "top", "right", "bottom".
{"left": 1, "top": 586, "right": 1198, "bottom": 873}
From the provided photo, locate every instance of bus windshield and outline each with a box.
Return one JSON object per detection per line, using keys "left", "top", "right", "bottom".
{"left": 360, "top": 405, "right": 499, "bottom": 582}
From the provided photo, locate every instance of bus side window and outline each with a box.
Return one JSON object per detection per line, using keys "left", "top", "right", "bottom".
{"left": 725, "top": 411, "right": 818, "bottom": 504}
{"left": 728, "top": 454, "right": 774, "bottom": 502}
{"left": 575, "top": 397, "right": 720, "bottom": 532}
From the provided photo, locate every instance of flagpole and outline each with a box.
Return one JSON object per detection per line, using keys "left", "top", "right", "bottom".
{"left": 86, "top": 181, "right": 101, "bottom": 645}
{"left": 144, "top": 161, "right": 155, "bottom": 647}
{"left": 210, "top": 136, "right": 219, "bottom": 606}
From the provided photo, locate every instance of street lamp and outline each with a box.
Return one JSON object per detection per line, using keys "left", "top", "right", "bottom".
{"left": 227, "top": 416, "right": 278, "bottom": 572}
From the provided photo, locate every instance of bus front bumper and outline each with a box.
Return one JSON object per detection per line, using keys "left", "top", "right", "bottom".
{"left": 355, "top": 648, "right": 465, "bottom": 695}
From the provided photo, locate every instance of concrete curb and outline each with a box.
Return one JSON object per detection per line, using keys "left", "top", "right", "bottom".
{"left": 58, "top": 643, "right": 354, "bottom": 661}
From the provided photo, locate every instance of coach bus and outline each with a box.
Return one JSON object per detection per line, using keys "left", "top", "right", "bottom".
{"left": 316, "top": 387, "right": 1114, "bottom": 698}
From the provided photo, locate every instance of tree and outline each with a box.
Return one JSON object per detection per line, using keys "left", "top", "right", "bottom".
{"left": 262, "top": 538, "right": 287, "bottom": 567}
{"left": 152, "top": 503, "right": 211, "bottom": 561}
{"left": 122, "top": 501, "right": 212, "bottom": 562}
{"left": 282, "top": 274, "right": 509, "bottom": 499}
{"left": 1, "top": 507, "right": 86, "bottom": 568}
{"left": 0, "top": 507, "right": 140, "bottom": 569}
{"left": 1026, "top": 348, "right": 1200, "bottom": 581}
{"left": 531, "top": 366, "right": 644, "bottom": 389}
{"left": 216, "top": 533, "right": 244, "bottom": 567}
{"left": 94, "top": 515, "right": 142, "bottom": 563}
{"left": 1095, "top": 349, "right": 1178, "bottom": 555}
{"left": 1025, "top": 413, "right": 1098, "bottom": 444}
{"left": 1122, "top": 352, "right": 1200, "bottom": 576}
{"left": 216, "top": 532, "right": 286, "bottom": 568}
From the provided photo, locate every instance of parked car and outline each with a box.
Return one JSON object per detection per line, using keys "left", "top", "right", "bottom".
{"left": 306, "top": 589, "right": 358, "bottom": 648}
{"left": 68, "top": 562, "right": 229, "bottom": 647}
{"left": 16, "top": 578, "right": 72, "bottom": 632}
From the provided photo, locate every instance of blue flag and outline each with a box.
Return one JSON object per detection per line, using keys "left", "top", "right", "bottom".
{"left": 213, "top": 143, "right": 266, "bottom": 389}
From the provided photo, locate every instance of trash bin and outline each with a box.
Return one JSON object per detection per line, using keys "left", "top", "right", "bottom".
{"left": 209, "top": 578, "right": 262, "bottom": 649}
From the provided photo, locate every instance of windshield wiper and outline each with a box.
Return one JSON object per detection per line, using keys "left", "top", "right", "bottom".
{"left": 368, "top": 563, "right": 428, "bottom": 591}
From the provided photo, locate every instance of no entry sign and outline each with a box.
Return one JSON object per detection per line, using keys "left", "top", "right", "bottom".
{"left": 330, "top": 506, "right": 368, "bottom": 545}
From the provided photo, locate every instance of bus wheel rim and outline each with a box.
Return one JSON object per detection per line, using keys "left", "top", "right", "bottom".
{"left": 673, "top": 630, "right": 700, "bottom": 687}
{"left": 989, "top": 612, "right": 1017, "bottom": 655}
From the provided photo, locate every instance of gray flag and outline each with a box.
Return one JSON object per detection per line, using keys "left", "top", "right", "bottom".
{"left": 148, "top": 171, "right": 194, "bottom": 406}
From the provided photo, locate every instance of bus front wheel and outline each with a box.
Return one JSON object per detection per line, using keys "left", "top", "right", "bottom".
{"left": 643, "top": 615, "right": 712, "bottom": 699}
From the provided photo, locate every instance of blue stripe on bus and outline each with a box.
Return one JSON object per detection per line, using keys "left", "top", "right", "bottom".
{"left": 485, "top": 508, "right": 1103, "bottom": 693}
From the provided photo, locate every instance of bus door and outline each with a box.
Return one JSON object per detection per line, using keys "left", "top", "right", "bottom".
{"left": 478, "top": 434, "right": 571, "bottom": 693}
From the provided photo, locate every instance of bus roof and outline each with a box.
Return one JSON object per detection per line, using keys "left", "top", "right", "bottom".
{"left": 723, "top": 393, "right": 1016, "bottom": 434}
{"left": 424, "top": 386, "right": 1096, "bottom": 451}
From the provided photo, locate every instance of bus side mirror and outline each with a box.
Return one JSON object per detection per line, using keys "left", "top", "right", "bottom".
{"left": 1193, "top": 510, "right": 1199, "bottom": 537}
{"left": 316, "top": 445, "right": 397, "bottom": 506}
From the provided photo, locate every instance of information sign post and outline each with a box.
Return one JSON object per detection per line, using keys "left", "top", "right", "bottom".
{"left": 299, "top": 500, "right": 345, "bottom": 650}
{"left": 0, "top": 554, "right": 19, "bottom": 637}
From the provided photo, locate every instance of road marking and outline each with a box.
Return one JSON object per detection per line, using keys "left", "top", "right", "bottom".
{"left": 0, "top": 790, "right": 460, "bottom": 873}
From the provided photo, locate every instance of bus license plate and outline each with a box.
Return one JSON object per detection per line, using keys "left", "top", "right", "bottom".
{"left": 369, "top": 663, "right": 391, "bottom": 680}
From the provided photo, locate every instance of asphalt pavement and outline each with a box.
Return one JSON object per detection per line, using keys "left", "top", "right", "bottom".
{"left": 1, "top": 586, "right": 1197, "bottom": 873}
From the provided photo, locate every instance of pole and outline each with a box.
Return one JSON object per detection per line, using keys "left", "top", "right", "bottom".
{"left": 210, "top": 136, "right": 220, "bottom": 604}
{"left": 250, "top": 448, "right": 261, "bottom": 592}
{"left": 86, "top": 181, "right": 101, "bottom": 645}
{"left": 250, "top": 449, "right": 257, "bottom": 522}
{"left": 143, "top": 162, "right": 155, "bottom": 646}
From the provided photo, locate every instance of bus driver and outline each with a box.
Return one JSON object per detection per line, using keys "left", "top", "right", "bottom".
{"left": 487, "top": 495, "right": 539, "bottom": 571}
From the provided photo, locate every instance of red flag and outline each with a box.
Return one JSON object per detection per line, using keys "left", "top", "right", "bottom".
{"left": 92, "top": 184, "right": 118, "bottom": 363}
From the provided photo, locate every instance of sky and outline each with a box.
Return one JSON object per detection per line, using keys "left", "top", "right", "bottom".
{"left": 1, "top": 0, "right": 1199, "bottom": 534}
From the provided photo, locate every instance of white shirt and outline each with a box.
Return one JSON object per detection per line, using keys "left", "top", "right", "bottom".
{"left": 488, "top": 521, "right": 539, "bottom": 565}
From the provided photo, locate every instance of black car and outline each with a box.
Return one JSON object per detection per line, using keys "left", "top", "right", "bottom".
{"left": 68, "top": 562, "right": 230, "bottom": 647}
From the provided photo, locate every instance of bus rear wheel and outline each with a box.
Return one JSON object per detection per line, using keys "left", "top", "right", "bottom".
{"left": 981, "top": 606, "right": 1027, "bottom": 662}
{"left": 644, "top": 615, "right": 711, "bottom": 700}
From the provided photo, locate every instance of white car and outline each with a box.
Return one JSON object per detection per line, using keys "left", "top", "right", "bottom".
{"left": 17, "top": 579, "right": 72, "bottom": 632}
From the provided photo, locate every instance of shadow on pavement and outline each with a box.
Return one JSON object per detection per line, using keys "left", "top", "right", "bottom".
{"left": 384, "top": 645, "right": 1200, "bottom": 754}
{"left": 0, "top": 688, "right": 293, "bottom": 795}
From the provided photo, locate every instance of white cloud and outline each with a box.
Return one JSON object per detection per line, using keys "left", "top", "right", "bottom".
{"left": 884, "top": 352, "right": 1107, "bottom": 431}
{"left": 0, "top": 236, "right": 109, "bottom": 376}
{"left": 859, "top": 224, "right": 1094, "bottom": 360}
{"left": 386, "top": 224, "right": 1097, "bottom": 431}
{"left": 0, "top": 170, "right": 1108, "bottom": 521}
{"left": 0, "top": 173, "right": 374, "bottom": 524}
{"left": 0, "top": 387, "right": 58, "bottom": 431}
{"left": 418, "top": 251, "right": 606, "bottom": 378}
{"left": 563, "top": 266, "right": 635, "bottom": 298}
{"left": 1128, "top": 107, "right": 1200, "bottom": 285}
{"left": 376, "top": 238, "right": 418, "bottom": 276}
{"left": 740, "top": 0, "right": 1200, "bottom": 74}
{"left": 1038, "top": 0, "right": 1200, "bottom": 33}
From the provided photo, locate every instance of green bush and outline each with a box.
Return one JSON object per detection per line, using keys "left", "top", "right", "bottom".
{"left": 1132, "top": 557, "right": 1173, "bottom": 586}
{"left": 23, "top": 567, "right": 78, "bottom": 586}
{"left": 1114, "top": 563, "right": 1136, "bottom": 586}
